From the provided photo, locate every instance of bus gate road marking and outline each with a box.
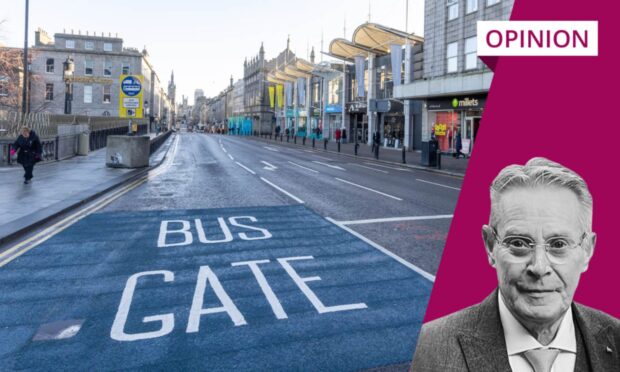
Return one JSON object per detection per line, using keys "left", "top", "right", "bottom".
{"left": 0, "top": 205, "right": 432, "bottom": 371}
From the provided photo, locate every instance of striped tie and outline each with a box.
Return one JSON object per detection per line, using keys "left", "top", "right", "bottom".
{"left": 523, "top": 348, "right": 561, "bottom": 372}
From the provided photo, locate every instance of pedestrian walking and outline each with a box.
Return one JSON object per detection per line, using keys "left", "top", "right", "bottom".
{"left": 373, "top": 130, "right": 381, "bottom": 159}
{"left": 10, "top": 126, "right": 43, "bottom": 184}
{"left": 454, "top": 129, "right": 463, "bottom": 158}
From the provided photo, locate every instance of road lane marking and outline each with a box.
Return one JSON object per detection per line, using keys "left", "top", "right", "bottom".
{"left": 336, "top": 214, "right": 454, "bottom": 225}
{"left": 335, "top": 178, "right": 403, "bottom": 201}
{"left": 228, "top": 154, "right": 234, "bottom": 161}
{"left": 236, "top": 162, "right": 256, "bottom": 175}
{"left": 264, "top": 146, "right": 280, "bottom": 152}
{"left": 287, "top": 161, "right": 319, "bottom": 173}
{"left": 221, "top": 146, "right": 227, "bottom": 153}
{"left": 0, "top": 177, "right": 147, "bottom": 267}
{"left": 416, "top": 179, "right": 461, "bottom": 191}
{"left": 261, "top": 161, "right": 278, "bottom": 171}
{"left": 363, "top": 162, "right": 411, "bottom": 172}
{"left": 325, "top": 217, "right": 435, "bottom": 282}
{"left": 260, "top": 177, "right": 305, "bottom": 204}
{"left": 350, "top": 164, "right": 389, "bottom": 174}
{"left": 312, "top": 161, "right": 345, "bottom": 171}
{"left": 0, "top": 135, "right": 181, "bottom": 267}
{"left": 312, "top": 155, "right": 332, "bottom": 161}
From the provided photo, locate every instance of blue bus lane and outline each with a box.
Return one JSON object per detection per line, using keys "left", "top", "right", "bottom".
{"left": 0, "top": 205, "right": 433, "bottom": 371}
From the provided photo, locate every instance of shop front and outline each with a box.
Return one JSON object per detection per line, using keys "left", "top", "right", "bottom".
{"left": 370, "top": 99, "right": 405, "bottom": 148}
{"left": 325, "top": 104, "right": 342, "bottom": 140}
{"left": 285, "top": 108, "right": 297, "bottom": 135}
{"left": 426, "top": 94, "right": 485, "bottom": 155}
{"left": 347, "top": 101, "right": 368, "bottom": 144}
{"left": 297, "top": 110, "right": 308, "bottom": 137}
{"left": 309, "top": 108, "right": 322, "bottom": 139}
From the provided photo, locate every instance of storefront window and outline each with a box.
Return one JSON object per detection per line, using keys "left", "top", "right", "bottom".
{"left": 432, "top": 111, "right": 461, "bottom": 152}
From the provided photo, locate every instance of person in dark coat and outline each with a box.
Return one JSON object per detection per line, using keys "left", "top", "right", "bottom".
{"left": 454, "top": 129, "right": 463, "bottom": 158}
{"left": 11, "top": 127, "right": 43, "bottom": 184}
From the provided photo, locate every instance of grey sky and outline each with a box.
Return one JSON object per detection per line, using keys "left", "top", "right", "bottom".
{"left": 1, "top": 0, "right": 424, "bottom": 104}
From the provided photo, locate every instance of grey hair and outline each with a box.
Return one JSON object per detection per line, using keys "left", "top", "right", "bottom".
{"left": 490, "top": 157, "right": 593, "bottom": 231}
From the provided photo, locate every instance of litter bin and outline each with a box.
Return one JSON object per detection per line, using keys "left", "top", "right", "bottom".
{"left": 421, "top": 140, "right": 438, "bottom": 167}
{"left": 78, "top": 132, "right": 90, "bottom": 156}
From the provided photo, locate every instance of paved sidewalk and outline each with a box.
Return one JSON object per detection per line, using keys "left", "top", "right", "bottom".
{"left": 0, "top": 133, "right": 174, "bottom": 244}
{"left": 241, "top": 134, "right": 469, "bottom": 177}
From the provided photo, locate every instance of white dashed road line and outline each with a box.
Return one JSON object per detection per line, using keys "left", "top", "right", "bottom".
{"left": 235, "top": 162, "right": 256, "bottom": 175}
{"left": 416, "top": 179, "right": 461, "bottom": 191}
{"left": 350, "top": 163, "right": 389, "bottom": 174}
{"left": 336, "top": 214, "right": 454, "bottom": 225}
{"left": 335, "top": 178, "right": 402, "bottom": 201}
{"left": 363, "top": 162, "right": 411, "bottom": 172}
{"left": 288, "top": 161, "right": 319, "bottom": 173}
{"left": 312, "top": 161, "right": 345, "bottom": 171}
{"left": 260, "top": 177, "right": 305, "bottom": 204}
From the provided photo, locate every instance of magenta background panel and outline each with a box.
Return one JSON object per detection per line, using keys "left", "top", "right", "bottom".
{"left": 424, "top": 0, "right": 620, "bottom": 321}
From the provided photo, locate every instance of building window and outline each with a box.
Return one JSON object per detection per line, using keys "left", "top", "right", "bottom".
{"left": 45, "top": 83, "right": 54, "bottom": 101}
{"left": 0, "top": 76, "right": 9, "bottom": 96}
{"left": 465, "top": 37, "right": 478, "bottom": 70}
{"left": 467, "top": 0, "right": 478, "bottom": 13}
{"left": 66, "top": 40, "right": 75, "bottom": 49}
{"left": 486, "top": 0, "right": 500, "bottom": 5}
{"left": 103, "top": 85, "right": 111, "bottom": 103}
{"left": 103, "top": 111, "right": 111, "bottom": 116}
{"left": 447, "top": 0, "right": 459, "bottom": 20}
{"left": 85, "top": 41, "right": 95, "bottom": 50}
{"left": 85, "top": 59, "right": 94, "bottom": 75}
{"left": 46, "top": 58, "right": 54, "bottom": 73}
{"left": 447, "top": 42, "right": 458, "bottom": 73}
{"left": 104, "top": 59, "right": 112, "bottom": 76}
{"left": 84, "top": 85, "right": 92, "bottom": 103}
{"left": 122, "top": 63, "right": 130, "bottom": 75}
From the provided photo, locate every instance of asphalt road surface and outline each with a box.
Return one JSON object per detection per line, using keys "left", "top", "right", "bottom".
{"left": 0, "top": 132, "right": 462, "bottom": 371}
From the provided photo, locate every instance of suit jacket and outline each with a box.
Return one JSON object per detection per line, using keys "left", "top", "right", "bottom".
{"left": 411, "top": 290, "right": 620, "bottom": 372}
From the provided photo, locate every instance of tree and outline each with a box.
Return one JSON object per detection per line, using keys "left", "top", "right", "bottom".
{"left": 0, "top": 46, "right": 24, "bottom": 111}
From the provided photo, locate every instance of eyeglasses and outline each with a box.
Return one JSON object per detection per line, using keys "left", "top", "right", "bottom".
{"left": 491, "top": 228, "right": 587, "bottom": 264}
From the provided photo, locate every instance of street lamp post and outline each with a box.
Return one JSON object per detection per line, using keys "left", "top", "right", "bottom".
{"left": 21, "top": 0, "right": 30, "bottom": 115}
{"left": 63, "top": 57, "right": 74, "bottom": 115}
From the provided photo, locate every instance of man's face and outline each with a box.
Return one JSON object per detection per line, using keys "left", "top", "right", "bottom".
{"left": 483, "top": 186, "right": 595, "bottom": 327}
{"left": 22, "top": 130, "right": 30, "bottom": 138}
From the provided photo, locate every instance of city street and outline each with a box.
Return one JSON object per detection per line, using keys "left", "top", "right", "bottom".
{"left": 0, "top": 132, "right": 461, "bottom": 371}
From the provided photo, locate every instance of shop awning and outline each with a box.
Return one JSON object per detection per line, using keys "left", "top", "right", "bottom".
{"left": 353, "top": 23, "right": 424, "bottom": 53}
{"left": 328, "top": 38, "right": 376, "bottom": 61}
{"left": 327, "top": 23, "right": 424, "bottom": 61}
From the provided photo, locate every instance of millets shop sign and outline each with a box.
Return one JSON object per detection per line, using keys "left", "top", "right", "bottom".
{"left": 427, "top": 95, "right": 486, "bottom": 111}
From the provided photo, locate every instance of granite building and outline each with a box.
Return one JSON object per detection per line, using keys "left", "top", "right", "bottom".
{"left": 29, "top": 29, "right": 171, "bottom": 119}
{"left": 394, "top": 0, "right": 514, "bottom": 156}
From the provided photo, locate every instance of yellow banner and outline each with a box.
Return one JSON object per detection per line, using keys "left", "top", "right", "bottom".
{"left": 118, "top": 74, "right": 144, "bottom": 118}
{"left": 434, "top": 123, "right": 447, "bottom": 136}
{"left": 276, "top": 84, "right": 284, "bottom": 108}
{"left": 268, "top": 86, "right": 275, "bottom": 109}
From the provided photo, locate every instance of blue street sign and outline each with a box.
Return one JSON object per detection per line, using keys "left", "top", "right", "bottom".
{"left": 121, "top": 76, "right": 142, "bottom": 97}
{"left": 0, "top": 205, "right": 432, "bottom": 371}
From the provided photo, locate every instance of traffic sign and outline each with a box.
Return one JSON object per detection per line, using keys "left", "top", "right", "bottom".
{"left": 0, "top": 206, "right": 432, "bottom": 370}
{"left": 119, "top": 74, "right": 143, "bottom": 118}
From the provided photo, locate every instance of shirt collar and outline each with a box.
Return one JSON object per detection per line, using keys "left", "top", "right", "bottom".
{"left": 498, "top": 291, "right": 576, "bottom": 355}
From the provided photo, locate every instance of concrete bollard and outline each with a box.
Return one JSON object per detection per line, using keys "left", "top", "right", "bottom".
{"left": 106, "top": 135, "right": 150, "bottom": 168}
